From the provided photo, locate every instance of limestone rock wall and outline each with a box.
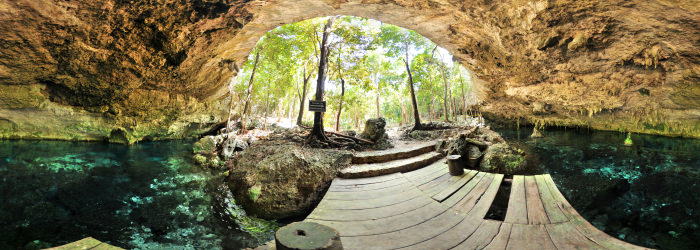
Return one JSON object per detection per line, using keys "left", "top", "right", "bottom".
{"left": 1, "top": 0, "right": 698, "bottom": 141}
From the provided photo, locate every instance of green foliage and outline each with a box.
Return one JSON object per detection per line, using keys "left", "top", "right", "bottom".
{"left": 193, "top": 154, "right": 207, "bottom": 165}
{"left": 227, "top": 193, "right": 279, "bottom": 244}
{"left": 232, "top": 16, "right": 474, "bottom": 129}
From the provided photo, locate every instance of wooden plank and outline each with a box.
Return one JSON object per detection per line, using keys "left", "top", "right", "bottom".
{"left": 443, "top": 172, "right": 487, "bottom": 208}
{"left": 432, "top": 170, "right": 477, "bottom": 202}
{"left": 417, "top": 172, "right": 451, "bottom": 191}
{"left": 314, "top": 188, "right": 423, "bottom": 210}
{"left": 340, "top": 151, "right": 442, "bottom": 178}
{"left": 504, "top": 175, "right": 528, "bottom": 224}
{"left": 307, "top": 195, "right": 433, "bottom": 221}
{"left": 352, "top": 141, "right": 436, "bottom": 164}
{"left": 453, "top": 220, "right": 504, "bottom": 250}
{"left": 46, "top": 237, "right": 120, "bottom": 250}
{"left": 306, "top": 202, "right": 448, "bottom": 236}
{"left": 506, "top": 224, "right": 557, "bottom": 250}
{"left": 323, "top": 181, "right": 415, "bottom": 200}
{"left": 545, "top": 222, "right": 602, "bottom": 249}
{"left": 541, "top": 174, "right": 649, "bottom": 250}
{"left": 340, "top": 209, "right": 463, "bottom": 249}
{"left": 483, "top": 222, "right": 513, "bottom": 250}
{"left": 402, "top": 156, "right": 446, "bottom": 178}
{"left": 329, "top": 175, "right": 408, "bottom": 192}
{"left": 400, "top": 216, "right": 482, "bottom": 250}
{"left": 467, "top": 173, "right": 504, "bottom": 218}
{"left": 332, "top": 173, "right": 403, "bottom": 186}
{"left": 525, "top": 176, "right": 550, "bottom": 224}
{"left": 452, "top": 174, "right": 495, "bottom": 215}
{"left": 534, "top": 175, "right": 568, "bottom": 223}
{"left": 405, "top": 162, "right": 449, "bottom": 186}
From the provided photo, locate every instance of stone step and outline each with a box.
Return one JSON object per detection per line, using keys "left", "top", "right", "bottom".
{"left": 340, "top": 151, "right": 444, "bottom": 178}
{"left": 351, "top": 141, "right": 437, "bottom": 164}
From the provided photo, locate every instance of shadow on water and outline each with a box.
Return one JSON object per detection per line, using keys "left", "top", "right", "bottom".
{"left": 494, "top": 127, "right": 700, "bottom": 249}
{"left": 0, "top": 140, "right": 264, "bottom": 250}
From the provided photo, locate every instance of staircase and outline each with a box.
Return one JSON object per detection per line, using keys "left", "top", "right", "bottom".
{"left": 339, "top": 141, "right": 443, "bottom": 178}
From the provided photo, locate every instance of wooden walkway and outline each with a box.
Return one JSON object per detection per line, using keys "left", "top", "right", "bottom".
{"left": 306, "top": 158, "right": 650, "bottom": 249}
{"left": 45, "top": 237, "right": 124, "bottom": 250}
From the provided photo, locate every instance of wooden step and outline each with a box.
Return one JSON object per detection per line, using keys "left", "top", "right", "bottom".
{"left": 339, "top": 151, "right": 443, "bottom": 178}
{"left": 46, "top": 237, "right": 124, "bottom": 250}
{"left": 351, "top": 141, "right": 437, "bottom": 164}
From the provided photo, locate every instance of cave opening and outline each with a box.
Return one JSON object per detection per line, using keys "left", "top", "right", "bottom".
{"left": 225, "top": 15, "right": 478, "bottom": 136}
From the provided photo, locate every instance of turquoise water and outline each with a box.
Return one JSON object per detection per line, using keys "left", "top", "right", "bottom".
{"left": 2, "top": 130, "right": 699, "bottom": 249}
{"left": 497, "top": 127, "right": 700, "bottom": 249}
{"left": 0, "top": 140, "right": 269, "bottom": 250}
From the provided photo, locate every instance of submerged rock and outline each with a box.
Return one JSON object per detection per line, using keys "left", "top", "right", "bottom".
{"left": 360, "top": 118, "right": 393, "bottom": 150}
{"left": 193, "top": 136, "right": 217, "bottom": 155}
{"left": 228, "top": 142, "right": 352, "bottom": 219}
{"left": 480, "top": 143, "right": 527, "bottom": 175}
{"left": 531, "top": 127, "right": 544, "bottom": 138}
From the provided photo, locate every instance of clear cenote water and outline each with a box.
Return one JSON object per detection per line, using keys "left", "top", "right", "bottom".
{"left": 0, "top": 140, "right": 272, "bottom": 250}
{"left": 496, "top": 127, "right": 700, "bottom": 250}
{"left": 2, "top": 129, "right": 699, "bottom": 249}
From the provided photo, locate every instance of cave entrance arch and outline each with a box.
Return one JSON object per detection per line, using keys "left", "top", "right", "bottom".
{"left": 202, "top": 0, "right": 491, "bottom": 102}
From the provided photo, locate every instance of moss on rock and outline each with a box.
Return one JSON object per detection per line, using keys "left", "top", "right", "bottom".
{"left": 480, "top": 143, "right": 527, "bottom": 175}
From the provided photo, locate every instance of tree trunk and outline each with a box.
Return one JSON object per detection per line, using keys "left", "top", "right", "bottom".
{"left": 311, "top": 16, "right": 336, "bottom": 141}
{"left": 240, "top": 48, "right": 262, "bottom": 134}
{"left": 440, "top": 65, "right": 450, "bottom": 121}
{"left": 452, "top": 96, "right": 457, "bottom": 122}
{"left": 399, "top": 97, "right": 406, "bottom": 126}
{"left": 460, "top": 71, "right": 466, "bottom": 118}
{"left": 289, "top": 94, "right": 296, "bottom": 127}
{"left": 375, "top": 73, "right": 380, "bottom": 118}
{"left": 296, "top": 67, "right": 311, "bottom": 126}
{"left": 404, "top": 46, "right": 421, "bottom": 130}
{"left": 335, "top": 78, "right": 344, "bottom": 131}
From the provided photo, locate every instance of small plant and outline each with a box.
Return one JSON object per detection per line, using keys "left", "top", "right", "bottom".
{"left": 624, "top": 132, "right": 633, "bottom": 146}
{"left": 248, "top": 184, "right": 262, "bottom": 202}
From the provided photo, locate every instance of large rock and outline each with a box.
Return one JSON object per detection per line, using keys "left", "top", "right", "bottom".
{"left": 480, "top": 143, "right": 527, "bottom": 175}
{"left": 360, "top": 118, "right": 393, "bottom": 150}
{"left": 221, "top": 137, "right": 248, "bottom": 160}
{"left": 228, "top": 143, "right": 352, "bottom": 219}
{"left": 193, "top": 136, "right": 217, "bottom": 155}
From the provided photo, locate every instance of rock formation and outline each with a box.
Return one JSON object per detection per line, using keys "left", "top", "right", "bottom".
{"left": 228, "top": 141, "right": 352, "bottom": 219}
{"left": 1, "top": 0, "right": 698, "bottom": 141}
{"left": 360, "top": 118, "right": 393, "bottom": 150}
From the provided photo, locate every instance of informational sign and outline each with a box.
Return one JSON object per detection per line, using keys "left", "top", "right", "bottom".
{"left": 309, "top": 100, "right": 326, "bottom": 112}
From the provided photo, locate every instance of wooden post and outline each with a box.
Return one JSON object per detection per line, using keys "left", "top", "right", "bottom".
{"left": 447, "top": 155, "right": 464, "bottom": 176}
{"left": 276, "top": 222, "right": 343, "bottom": 250}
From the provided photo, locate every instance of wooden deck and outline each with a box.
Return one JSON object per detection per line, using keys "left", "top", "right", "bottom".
{"left": 45, "top": 237, "right": 124, "bottom": 250}
{"left": 307, "top": 159, "right": 650, "bottom": 249}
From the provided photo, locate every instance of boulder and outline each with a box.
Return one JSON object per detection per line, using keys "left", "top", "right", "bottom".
{"left": 360, "top": 118, "right": 393, "bottom": 150}
{"left": 480, "top": 143, "right": 527, "bottom": 175}
{"left": 193, "top": 136, "right": 217, "bottom": 154}
{"left": 228, "top": 143, "right": 352, "bottom": 219}
{"left": 221, "top": 137, "right": 248, "bottom": 160}
{"left": 472, "top": 126, "right": 505, "bottom": 144}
